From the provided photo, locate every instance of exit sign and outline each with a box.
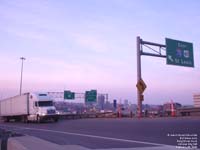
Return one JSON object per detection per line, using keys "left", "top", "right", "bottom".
{"left": 64, "top": 90, "right": 75, "bottom": 100}
{"left": 166, "top": 38, "right": 194, "bottom": 67}
{"left": 85, "top": 90, "right": 97, "bottom": 102}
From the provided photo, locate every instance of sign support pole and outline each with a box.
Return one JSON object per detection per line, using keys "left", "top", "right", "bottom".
{"left": 136, "top": 36, "right": 142, "bottom": 118}
{"left": 135, "top": 36, "right": 193, "bottom": 118}
{"left": 136, "top": 36, "right": 166, "bottom": 118}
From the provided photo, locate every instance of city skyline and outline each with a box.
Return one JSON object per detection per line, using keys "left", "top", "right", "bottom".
{"left": 0, "top": 0, "right": 200, "bottom": 105}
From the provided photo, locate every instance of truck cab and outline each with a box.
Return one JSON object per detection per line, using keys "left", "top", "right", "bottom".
{"left": 28, "top": 93, "right": 59, "bottom": 122}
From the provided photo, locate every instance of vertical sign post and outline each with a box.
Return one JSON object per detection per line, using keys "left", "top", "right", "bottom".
{"left": 136, "top": 36, "right": 142, "bottom": 118}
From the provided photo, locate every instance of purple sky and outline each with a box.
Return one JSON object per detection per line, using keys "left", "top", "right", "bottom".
{"left": 0, "top": 0, "right": 200, "bottom": 105}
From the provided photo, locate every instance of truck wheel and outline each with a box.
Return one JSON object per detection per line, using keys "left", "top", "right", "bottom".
{"left": 54, "top": 118, "right": 58, "bottom": 122}
{"left": 37, "top": 115, "right": 41, "bottom": 123}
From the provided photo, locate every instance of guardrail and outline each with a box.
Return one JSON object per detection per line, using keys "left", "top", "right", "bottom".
{"left": 58, "top": 111, "right": 135, "bottom": 120}
{"left": 59, "top": 112, "right": 118, "bottom": 119}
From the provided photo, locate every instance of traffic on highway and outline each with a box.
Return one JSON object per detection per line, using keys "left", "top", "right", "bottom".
{"left": 1, "top": 0, "right": 200, "bottom": 150}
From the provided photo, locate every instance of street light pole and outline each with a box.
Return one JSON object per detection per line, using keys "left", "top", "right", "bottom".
{"left": 20, "top": 57, "right": 26, "bottom": 95}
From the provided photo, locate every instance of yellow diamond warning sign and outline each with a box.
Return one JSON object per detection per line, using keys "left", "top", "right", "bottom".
{"left": 136, "top": 79, "right": 147, "bottom": 94}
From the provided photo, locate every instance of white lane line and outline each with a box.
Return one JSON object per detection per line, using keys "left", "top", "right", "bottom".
{"left": 0, "top": 125, "right": 171, "bottom": 147}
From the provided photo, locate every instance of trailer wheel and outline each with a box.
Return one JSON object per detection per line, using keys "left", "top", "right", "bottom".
{"left": 4, "top": 117, "right": 9, "bottom": 122}
{"left": 22, "top": 116, "right": 28, "bottom": 123}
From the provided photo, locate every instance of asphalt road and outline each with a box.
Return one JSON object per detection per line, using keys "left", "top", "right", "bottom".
{"left": 0, "top": 117, "right": 199, "bottom": 149}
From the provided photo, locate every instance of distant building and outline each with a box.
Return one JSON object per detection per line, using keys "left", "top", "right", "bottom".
{"left": 97, "top": 95, "right": 105, "bottom": 110}
{"left": 124, "top": 99, "right": 129, "bottom": 108}
{"left": 104, "top": 100, "right": 113, "bottom": 110}
{"left": 193, "top": 94, "right": 200, "bottom": 107}
{"left": 113, "top": 99, "right": 117, "bottom": 110}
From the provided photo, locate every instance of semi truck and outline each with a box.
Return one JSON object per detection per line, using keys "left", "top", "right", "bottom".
{"left": 0, "top": 92, "right": 59, "bottom": 123}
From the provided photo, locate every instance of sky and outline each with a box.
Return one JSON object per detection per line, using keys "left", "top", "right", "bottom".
{"left": 0, "top": 0, "right": 200, "bottom": 105}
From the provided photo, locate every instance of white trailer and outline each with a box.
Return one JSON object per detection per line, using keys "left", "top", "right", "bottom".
{"left": 0, "top": 92, "right": 59, "bottom": 123}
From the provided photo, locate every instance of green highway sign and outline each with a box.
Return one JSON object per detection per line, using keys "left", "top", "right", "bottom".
{"left": 85, "top": 90, "right": 97, "bottom": 102}
{"left": 166, "top": 38, "right": 194, "bottom": 67}
{"left": 64, "top": 90, "right": 75, "bottom": 100}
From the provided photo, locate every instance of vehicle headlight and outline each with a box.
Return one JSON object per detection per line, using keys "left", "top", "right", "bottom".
{"left": 39, "top": 112, "right": 46, "bottom": 116}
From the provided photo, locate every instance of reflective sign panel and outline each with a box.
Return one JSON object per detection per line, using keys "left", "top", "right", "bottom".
{"left": 166, "top": 38, "right": 194, "bottom": 67}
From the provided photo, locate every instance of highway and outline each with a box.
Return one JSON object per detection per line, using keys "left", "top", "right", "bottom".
{"left": 0, "top": 117, "right": 199, "bottom": 149}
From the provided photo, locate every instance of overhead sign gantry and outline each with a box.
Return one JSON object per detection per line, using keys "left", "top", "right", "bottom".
{"left": 136, "top": 36, "right": 194, "bottom": 118}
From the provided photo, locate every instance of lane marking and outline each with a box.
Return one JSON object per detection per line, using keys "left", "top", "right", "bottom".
{"left": 0, "top": 124, "right": 172, "bottom": 147}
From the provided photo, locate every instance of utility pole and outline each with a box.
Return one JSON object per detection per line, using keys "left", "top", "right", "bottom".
{"left": 20, "top": 57, "right": 26, "bottom": 95}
